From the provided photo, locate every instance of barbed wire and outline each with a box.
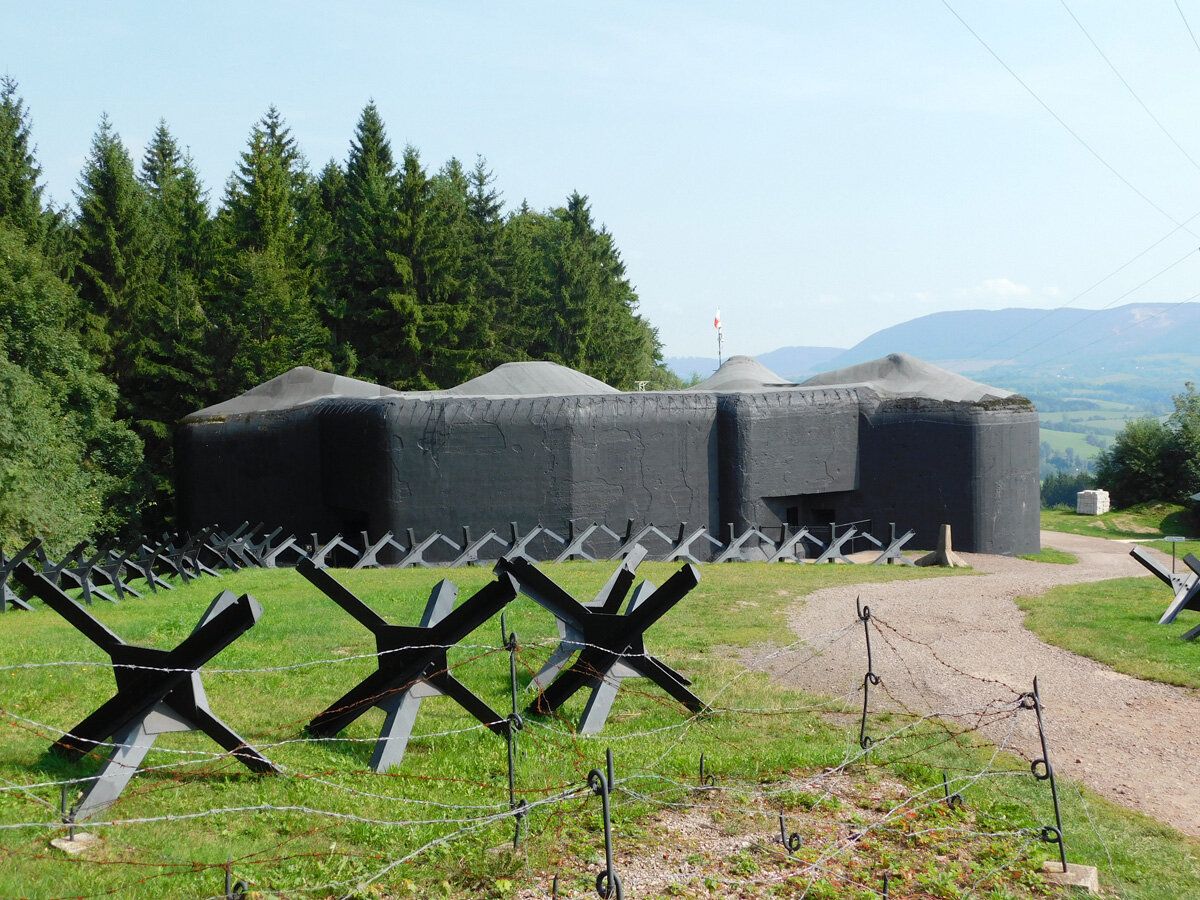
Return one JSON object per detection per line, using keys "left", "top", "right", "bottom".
{"left": 0, "top": 588, "right": 1103, "bottom": 899}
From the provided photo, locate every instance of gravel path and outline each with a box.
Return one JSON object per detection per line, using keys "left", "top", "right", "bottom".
{"left": 749, "top": 531, "right": 1200, "bottom": 838}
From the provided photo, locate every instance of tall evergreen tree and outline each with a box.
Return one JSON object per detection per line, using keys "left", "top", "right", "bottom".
{"left": 214, "top": 107, "right": 330, "bottom": 394}
{"left": 140, "top": 120, "right": 213, "bottom": 376}
{"left": 311, "top": 159, "right": 351, "bottom": 366}
{"left": 142, "top": 121, "right": 212, "bottom": 270}
{"left": 131, "top": 122, "right": 216, "bottom": 529}
{"left": 299, "top": 158, "right": 342, "bottom": 361}
{"left": 0, "top": 77, "right": 45, "bottom": 242}
{"left": 330, "top": 103, "right": 419, "bottom": 386}
{"left": 463, "top": 157, "right": 510, "bottom": 374}
{"left": 413, "top": 156, "right": 497, "bottom": 386}
{"left": 498, "top": 192, "right": 663, "bottom": 389}
{"left": 73, "top": 116, "right": 161, "bottom": 390}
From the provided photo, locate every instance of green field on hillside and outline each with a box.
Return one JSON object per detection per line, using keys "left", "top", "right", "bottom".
{"left": 1039, "top": 426, "right": 1101, "bottom": 459}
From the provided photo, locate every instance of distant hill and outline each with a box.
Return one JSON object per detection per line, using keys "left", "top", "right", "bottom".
{"left": 663, "top": 356, "right": 720, "bottom": 380}
{"left": 827, "top": 303, "right": 1200, "bottom": 375}
{"left": 666, "top": 302, "right": 1199, "bottom": 411}
{"left": 825, "top": 302, "right": 1200, "bottom": 412}
{"left": 756, "top": 346, "right": 844, "bottom": 379}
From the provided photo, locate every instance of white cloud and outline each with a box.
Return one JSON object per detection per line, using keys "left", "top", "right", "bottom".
{"left": 961, "top": 278, "right": 1033, "bottom": 301}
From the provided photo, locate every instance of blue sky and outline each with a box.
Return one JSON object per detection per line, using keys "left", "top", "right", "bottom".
{"left": 8, "top": 1, "right": 1200, "bottom": 359}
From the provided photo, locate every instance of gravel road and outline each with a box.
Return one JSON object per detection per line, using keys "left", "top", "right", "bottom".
{"left": 749, "top": 531, "right": 1200, "bottom": 838}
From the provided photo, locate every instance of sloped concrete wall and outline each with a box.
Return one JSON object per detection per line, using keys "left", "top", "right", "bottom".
{"left": 177, "top": 407, "right": 333, "bottom": 536}
{"left": 716, "top": 389, "right": 860, "bottom": 530}
{"left": 849, "top": 396, "right": 1041, "bottom": 555}
{"left": 375, "top": 392, "right": 719, "bottom": 537}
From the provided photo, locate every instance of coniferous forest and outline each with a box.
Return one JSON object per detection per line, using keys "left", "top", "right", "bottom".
{"left": 0, "top": 80, "right": 679, "bottom": 552}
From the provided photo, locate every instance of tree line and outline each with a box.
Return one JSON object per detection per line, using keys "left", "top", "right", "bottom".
{"left": 1040, "top": 382, "right": 1200, "bottom": 512}
{"left": 0, "top": 79, "right": 677, "bottom": 552}
{"left": 1093, "top": 382, "right": 1200, "bottom": 509}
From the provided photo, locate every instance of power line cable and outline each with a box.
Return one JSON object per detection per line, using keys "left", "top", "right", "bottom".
{"left": 1059, "top": 0, "right": 1200, "bottom": 175}
{"left": 970, "top": 209, "right": 1200, "bottom": 361}
{"left": 989, "top": 245, "right": 1200, "bottom": 365}
{"left": 939, "top": 0, "right": 1200, "bottom": 376}
{"left": 1175, "top": 0, "right": 1200, "bottom": 57}
{"left": 940, "top": 0, "right": 1194, "bottom": 231}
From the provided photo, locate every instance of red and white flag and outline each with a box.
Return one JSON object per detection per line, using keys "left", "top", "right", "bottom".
{"left": 714, "top": 309, "right": 722, "bottom": 330}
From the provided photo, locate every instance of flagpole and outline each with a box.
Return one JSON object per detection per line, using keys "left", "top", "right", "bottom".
{"left": 715, "top": 309, "right": 723, "bottom": 367}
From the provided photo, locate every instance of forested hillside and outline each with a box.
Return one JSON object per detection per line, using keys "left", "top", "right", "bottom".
{"left": 0, "top": 80, "right": 675, "bottom": 550}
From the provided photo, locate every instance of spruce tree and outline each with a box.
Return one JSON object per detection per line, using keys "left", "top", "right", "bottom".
{"left": 133, "top": 122, "right": 215, "bottom": 529}
{"left": 497, "top": 192, "right": 664, "bottom": 389}
{"left": 73, "top": 116, "right": 161, "bottom": 388}
{"left": 214, "top": 108, "right": 330, "bottom": 394}
{"left": 305, "top": 158, "right": 345, "bottom": 362}
{"left": 139, "top": 120, "right": 213, "bottom": 394}
{"left": 0, "top": 77, "right": 45, "bottom": 242}
{"left": 415, "top": 156, "right": 498, "bottom": 386}
{"left": 332, "top": 103, "right": 418, "bottom": 386}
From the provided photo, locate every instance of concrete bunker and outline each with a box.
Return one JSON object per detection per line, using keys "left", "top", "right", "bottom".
{"left": 177, "top": 353, "right": 1040, "bottom": 555}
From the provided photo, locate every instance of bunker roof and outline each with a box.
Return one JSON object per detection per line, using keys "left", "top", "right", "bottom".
{"left": 799, "top": 352, "right": 1012, "bottom": 403}
{"left": 686, "top": 355, "right": 794, "bottom": 392}
{"left": 185, "top": 353, "right": 1014, "bottom": 421}
{"left": 188, "top": 366, "right": 400, "bottom": 418}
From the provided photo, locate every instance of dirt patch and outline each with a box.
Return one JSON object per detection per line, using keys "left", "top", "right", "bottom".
{"left": 1106, "top": 516, "right": 1160, "bottom": 534}
{"left": 744, "top": 531, "right": 1200, "bottom": 838}
{"left": 561, "top": 772, "right": 1003, "bottom": 899}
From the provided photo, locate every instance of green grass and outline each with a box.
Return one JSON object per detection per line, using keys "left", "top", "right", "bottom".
{"left": 1017, "top": 578, "right": 1200, "bottom": 691}
{"left": 0, "top": 563, "right": 1197, "bottom": 898}
{"left": 1042, "top": 502, "right": 1199, "bottom": 552}
{"left": 1018, "top": 548, "right": 1078, "bottom": 564}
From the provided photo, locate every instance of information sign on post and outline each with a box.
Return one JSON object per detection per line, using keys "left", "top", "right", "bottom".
{"left": 1164, "top": 536, "right": 1188, "bottom": 573}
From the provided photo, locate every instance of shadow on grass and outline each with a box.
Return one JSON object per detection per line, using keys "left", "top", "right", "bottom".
{"left": 1159, "top": 507, "right": 1198, "bottom": 537}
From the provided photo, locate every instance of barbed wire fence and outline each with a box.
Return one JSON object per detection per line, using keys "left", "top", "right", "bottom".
{"left": 0, "top": 548, "right": 1117, "bottom": 900}
{"left": 0, "top": 525, "right": 1123, "bottom": 897}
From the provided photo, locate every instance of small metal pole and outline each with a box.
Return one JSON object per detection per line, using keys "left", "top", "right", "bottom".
{"left": 778, "top": 813, "right": 801, "bottom": 852}
{"left": 502, "top": 612, "right": 525, "bottom": 848}
{"left": 588, "top": 748, "right": 623, "bottom": 899}
{"left": 942, "top": 770, "right": 962, "bottom": 809}
{"left": 1022, "top": 676, "right": 1068, "bottom": 873}
{"left": 61, "top": 784, "right": 75, "bottom": 840}
{"left": 857, "top": 597, "right": 880, "bottom": 751}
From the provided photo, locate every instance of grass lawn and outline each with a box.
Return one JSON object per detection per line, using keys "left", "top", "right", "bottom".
{"left": 1017, "top": 578, "right": 1200, "bottom": 691}
{"left": 0, "top": 562, "right": 1197, "bottom": 898}
{"left": 1042, "top": 503, "right": 1200, "bottom": 558}
{"left": 1018, "top": 548, "right": 1078, "bottom": 564}
{"left": 1031, "top": 504, "right": 1200, "bottom": 691}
